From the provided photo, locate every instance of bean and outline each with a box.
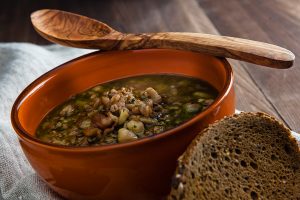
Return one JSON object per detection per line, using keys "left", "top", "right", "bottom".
{"left": 92, "top": 86, "right": 103, "bottom": 92}
{"left": 156, "top": 84, "right": 168, "bottom": 92}
{"left": 197, "top": 99, "right": 205, "bottom": 104}
{"left": 62, "top": 124, "right": 68, "bottom": 129}
{"left": 90, "top": 94, "right": 97, "bottom": 99}
{"left": 178, "top": 80, "right": 189, "bottom": 86}
{"left": 103, "top": 127, "right": 114, "bottom": 135}
{"left": 153, "top": 126, "right": 164, "bottom": 134}
{"left": 145, "top": 99, "right": 153, "bottom": 107}
{"left": 193, "top": 91, "right": 213, "bottom": 99}
{"left": 170, "top": 87, "right": 178, "bottom": 96}
{"left": 110, "top": 89, "right": 118, "bottom": 94}
{"left": 139, "top": 103, "right": 152, "bottom": 117}
{"left": 140, "top": 117, "right": 158, "bottom": 124}
{"left": 110, "top": 104, "right": 119, "bottom": 112}
{"left": 41, "top": 121, "right": 54, "bottom": 130}
{"left": 167, "top": 106, "right": 180, "bottom": 110}
{"left": 118, "top": 128, "right": 138, "bottom": 143}
{"left": 60, "top": 105, "right": 74, "bottom": 117}
{"left": 83, "top": 128, "right": 101, "bottom": 137}
{"left": 184, "top": 103, "right": 201, "bottom": 113}
{"left": 131, "top": 106, "right": 140, "bottom": 114}
{"left": 101, "top": 96, "right": 110, "bottom": 107}
{"left": 126, "top": 104, "right": 135, "bottom": 109}
{"left": 107, "top": 112, "right": 119, "bottom": 124}
{"left": 204, "top": 99, "right": 214, "bottom": 105}
{"left": 126, "top": 120, "right": 145, "bottom": 134}
{"left": 79, "top": 119, "right": 91, "bottom": 129}
{"left": 93, "top": 114, "right": 113, "bottom": 129}
{"left": 93, "top": 98, "right": 100, "bottom": 108}
{"left": 75, "top": 100, "right": 86, "bottom": 108}
{"left": 84, "top": 104, "right": 93, "bottom": 112}
{"left": 87, "top": 110, "right": 97, "bottom": 117}
{"left": 111, "top": 94, "right": 121, "bottom": 104}
{"left": 144, "top": 87, "right": 162, "bottom": 103}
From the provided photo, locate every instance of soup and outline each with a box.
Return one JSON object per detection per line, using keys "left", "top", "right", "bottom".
{"left": 36, "top": 74, "right": 218, "bottom": 146}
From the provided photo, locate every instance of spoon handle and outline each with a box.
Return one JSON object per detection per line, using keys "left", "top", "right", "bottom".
{"left": 39, "top": 31, "right": 294, "bottom": 69}
{"left": 109, "top": 32, "right": 293, "bottom": 69}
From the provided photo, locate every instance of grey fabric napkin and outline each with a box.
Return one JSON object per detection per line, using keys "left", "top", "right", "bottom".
{"left": 0, "top": 43, "right": 93, "bottom": 200}
{"left": 0, "top": 43, "right": 299, "bottom": 200}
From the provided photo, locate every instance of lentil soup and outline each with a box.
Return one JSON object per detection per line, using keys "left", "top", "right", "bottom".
{"left": 36, "top": 74, "right": 218, "bottom": 146}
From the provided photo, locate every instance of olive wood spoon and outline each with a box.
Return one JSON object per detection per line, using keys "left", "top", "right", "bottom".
{"left": 31, "top": 9, "right": 295, "bottom": 68}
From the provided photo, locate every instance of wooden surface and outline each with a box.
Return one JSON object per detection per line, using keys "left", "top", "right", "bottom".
{"left": 1, "top": 0, "right": 299, "bottom": 132}
{"left": 31, "top": 9, "right": 294, "bottom": 69}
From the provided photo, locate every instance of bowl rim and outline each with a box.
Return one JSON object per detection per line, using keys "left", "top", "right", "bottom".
{"left": 11, "top": 49, "right": 233, "bottom": 152}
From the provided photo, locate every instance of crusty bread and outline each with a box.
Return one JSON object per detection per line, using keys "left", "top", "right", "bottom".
{"left": 168, "top": 112, "right": 300, "bottom": 200}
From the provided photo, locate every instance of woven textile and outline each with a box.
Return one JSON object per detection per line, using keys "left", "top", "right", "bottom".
{"left": 0, "top": 43, "right": 92, "bottom": 200}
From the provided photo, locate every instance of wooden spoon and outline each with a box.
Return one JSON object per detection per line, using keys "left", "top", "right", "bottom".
{"left": 31, "top": 9, "right": 295, "bottom": 68}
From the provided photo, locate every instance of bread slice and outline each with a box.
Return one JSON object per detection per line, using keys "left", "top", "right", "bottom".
{"left": 168, "top": 112, "right": 300, "bottom": 200}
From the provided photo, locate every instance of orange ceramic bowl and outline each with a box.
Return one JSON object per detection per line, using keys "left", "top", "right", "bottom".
{"left": 11, "top": 49, "right": 235, "bottom": 200}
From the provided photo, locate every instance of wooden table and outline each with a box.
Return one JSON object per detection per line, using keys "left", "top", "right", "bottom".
{"left": 1, "top": 0, "right": 299, "bottom": 132}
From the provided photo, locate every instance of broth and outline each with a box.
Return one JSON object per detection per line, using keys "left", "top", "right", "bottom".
{"left": 36, "top": 74, "right": 218, "bottom": 146}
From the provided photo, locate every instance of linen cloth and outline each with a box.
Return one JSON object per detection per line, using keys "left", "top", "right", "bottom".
{"left": 0, "top": 43, "right": 299, "bottom": 200}
{"left": 0, "top": 43, "right": 93, "bottom": 200}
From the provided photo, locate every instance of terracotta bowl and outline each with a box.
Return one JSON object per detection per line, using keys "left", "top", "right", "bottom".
{"left": 11, "top": 49, "right": 235, "bottom": 199}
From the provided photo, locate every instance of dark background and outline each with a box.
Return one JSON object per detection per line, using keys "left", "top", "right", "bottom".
{"left": 1, "top": 0, "right": 300, "bottom": 132}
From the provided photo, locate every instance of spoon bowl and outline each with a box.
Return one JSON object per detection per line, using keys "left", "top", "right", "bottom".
{"left": 31, "top": 9, "right": 114, "bottom": 41}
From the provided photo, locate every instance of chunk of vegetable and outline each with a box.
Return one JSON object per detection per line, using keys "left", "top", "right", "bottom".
{"left": 118, "top": 108, "right": 129, "bottom": 125}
